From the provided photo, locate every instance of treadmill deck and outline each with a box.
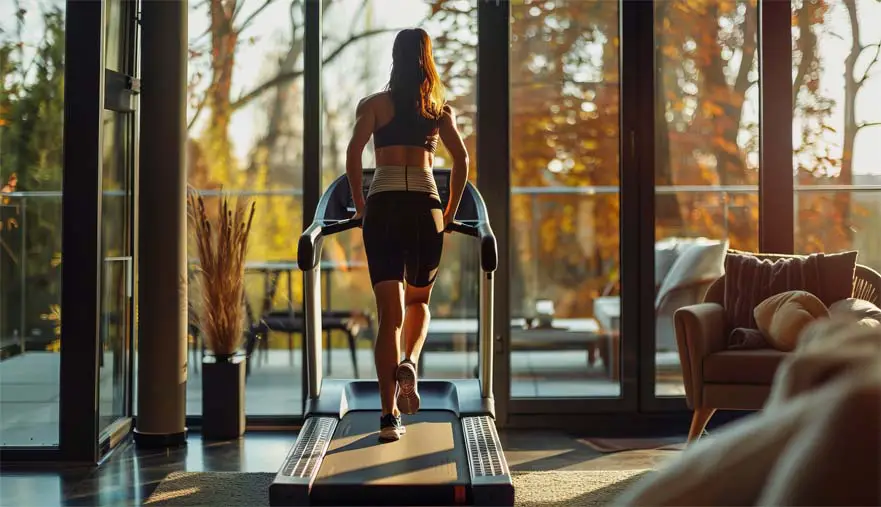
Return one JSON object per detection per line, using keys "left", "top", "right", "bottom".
{"left": 309, "top": 411, "right": 469, "bottom": 505}
{"left": 315, "top": 410, "right": 468, "bottom": 485}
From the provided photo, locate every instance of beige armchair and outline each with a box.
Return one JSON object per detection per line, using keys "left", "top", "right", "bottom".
{"left": 674, "top": 252, "right": 881, "bottom": 442}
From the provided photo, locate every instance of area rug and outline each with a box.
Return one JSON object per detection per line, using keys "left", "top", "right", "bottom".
{"left": 144, "top": 470, "right": 651, "bottom": 506}
{"left": 579, "top": 436, "right": 686, "bottom": 453}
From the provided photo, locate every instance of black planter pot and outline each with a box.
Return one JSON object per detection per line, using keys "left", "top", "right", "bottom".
{"left": 201, "top": 354, "right": 246, "bottom": 441}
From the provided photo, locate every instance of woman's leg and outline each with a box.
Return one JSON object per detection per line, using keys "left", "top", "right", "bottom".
{"left": 395, "top": 283, "right": 433, "bottom": 415}
{"left": 396, "top": 197, "right": 444, "bottom": 415}
{"left": 373, "top": 280, "right": 404, "bottom": 419}
{"left": 402, "top": 283, "right": 434, "bottom": 366}
{"left": 361, "top": 192, "right": 407, "bottom": 440}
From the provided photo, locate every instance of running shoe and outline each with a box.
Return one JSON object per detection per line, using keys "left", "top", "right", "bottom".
{"left": 379, "top": 413, "right": 405, "bottom": 442}
{"left": 396, "top": 359, "right": 421, "bottom": 415}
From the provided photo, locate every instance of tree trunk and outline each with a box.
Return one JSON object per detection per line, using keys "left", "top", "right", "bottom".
{"left": 208, "top": 0, "right": 238, "bottom": 183}
{"left": 792, "top": 1, "right": 816, "bottom": 110}
{"left": 838, "top": 0, "right": 858, "bottom": 246}
{"left": 700, "top": 1, "right": 755, "bottom": 188}
{"left": 654, "top": 0, "right": 682, "bottom": 229}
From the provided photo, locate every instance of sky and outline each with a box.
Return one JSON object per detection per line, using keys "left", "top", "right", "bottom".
{"left": 1, "top": 0, "right": 880, "bottom": 176}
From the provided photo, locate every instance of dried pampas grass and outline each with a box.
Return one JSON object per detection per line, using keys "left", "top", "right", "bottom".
{"left": 187, "top": 188, "right": 256, "bottom": 358}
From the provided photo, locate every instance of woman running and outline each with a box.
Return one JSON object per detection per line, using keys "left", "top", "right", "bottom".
{"left": 345, "top": 28, "right": 469, "bottom": 442}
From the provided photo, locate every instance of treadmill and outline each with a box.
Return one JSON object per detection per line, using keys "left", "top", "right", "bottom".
{"left": 269, "top": 169, "right": 514, "bottom": 507}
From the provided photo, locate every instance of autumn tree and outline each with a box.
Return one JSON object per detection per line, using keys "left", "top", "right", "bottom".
{"left": 187, "top": 0, "right": 403, "bottom": 310}
{"left": 793, "top": 0, "right": 881, "bottom": 254}
{"left": 0, "top": 5, "right": 65, "bottom": 340}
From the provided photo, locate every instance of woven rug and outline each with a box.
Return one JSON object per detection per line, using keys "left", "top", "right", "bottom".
{"left": 144, "top": 470, "right": 651, "bottom": 506}
{"left": 579, "top": 436, "right": 686, "bottom": 453}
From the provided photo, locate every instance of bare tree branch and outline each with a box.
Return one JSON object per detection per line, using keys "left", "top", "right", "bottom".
{"left": 858, "top": 121, "right": 881, "bottom": 129}
{"left": 236, "top": 0, "right": 278, "bottom": 32}
{"left": 346, "top": 0, "right": 370, "bottom": 39}
{"left": 231, "top": 0, "right": 248, "bottom": 23}
{"left": 858, "top": 42, "right": 881, "bottom": 84}
{"left": 230, "top": 27, "right": 401, "bottom": 111}
{"left": 188, "top": 94, "right": 208, "bottom": 131}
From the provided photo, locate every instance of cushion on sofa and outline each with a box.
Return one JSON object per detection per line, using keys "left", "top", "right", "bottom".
{"left": 728, "top": 327, "right": 771, "bottom": 350}
{"left": 723, "top": 250, "right": 857, "bottom": 338}
{"left": 796, "top": 314, "right": 881, "bottom": 354}
{"left": 703, "top": 349, "right": 787, "bottom": 384}
{"left": 829, "top": 298, "right": 881, "bottom": 324}
{"left": 754, "top": 291, "right": 830, "bottom": 352}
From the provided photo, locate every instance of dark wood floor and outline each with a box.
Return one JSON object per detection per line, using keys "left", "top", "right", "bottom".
{"left": 0, "top": 428, "right": 687, "bottom": 507}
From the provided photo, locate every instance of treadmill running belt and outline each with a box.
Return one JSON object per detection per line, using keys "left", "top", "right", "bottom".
{"left": 310, "top": 411, "right": 470, "bottom": 506}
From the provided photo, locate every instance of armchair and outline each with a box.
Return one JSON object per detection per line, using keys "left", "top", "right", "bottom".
{"left": 675, "top": 252, "right": 881, "bottom": 442}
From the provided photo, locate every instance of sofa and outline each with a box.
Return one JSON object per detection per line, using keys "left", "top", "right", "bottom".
{"left": 673, "top": 251, "right": 881, "bottom": 442}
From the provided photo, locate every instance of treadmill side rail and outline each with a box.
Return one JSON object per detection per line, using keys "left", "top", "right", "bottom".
{"left": 269, "top": 416, "right": 339, "bottom": 506}
{"left": 462, "top": 416, "right": 515, "bottom": 506}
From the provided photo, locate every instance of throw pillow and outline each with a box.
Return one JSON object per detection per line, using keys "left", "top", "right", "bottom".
{"left": 829, "top": 298, "right": 881, "bottom": 324}
{"left": 654, "top": 238, "right": 681, "bottom": 288}
{"left": 656, "top": 239, "right": 728, "bottom": 309}
{"left": 723, "top": 250, "right": 857, "bottom": 331}
{"left": 754, "top": 291, "right": 830, "bottom": 351}
{"left": 728, "top": 328, "right": 771, "bottom": 350}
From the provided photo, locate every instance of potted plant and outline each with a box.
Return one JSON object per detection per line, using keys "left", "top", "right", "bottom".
{"left": 188, "top": 188, "right": 255, "bottom": 441}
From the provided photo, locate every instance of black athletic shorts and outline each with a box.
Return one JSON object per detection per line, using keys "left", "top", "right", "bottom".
{"left": 362, "top": 191, "right": 445, "bottom": 287}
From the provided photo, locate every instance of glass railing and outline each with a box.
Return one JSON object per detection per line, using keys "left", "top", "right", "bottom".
{"left": 0, "top": 191, "right": 64, "bottom": 359}
{"left": 5, "top": 186, "right": 879, "bottom": 412}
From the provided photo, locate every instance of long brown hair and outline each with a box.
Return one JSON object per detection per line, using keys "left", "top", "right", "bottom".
{"left": 386, "top": 28, "right": 446, "bottom": 121}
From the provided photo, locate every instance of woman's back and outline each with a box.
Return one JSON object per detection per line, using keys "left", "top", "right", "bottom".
{"left": 367, "top": 92, "right": 441, "bottom": 169}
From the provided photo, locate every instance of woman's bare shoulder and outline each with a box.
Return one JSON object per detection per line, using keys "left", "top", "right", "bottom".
{"left": 358, "top": 90, "right": 391, "bottom": 108}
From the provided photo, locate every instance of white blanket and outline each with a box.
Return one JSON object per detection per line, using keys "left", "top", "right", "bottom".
{"left": 615, "top": 316, "right": 881, "bottom": 506}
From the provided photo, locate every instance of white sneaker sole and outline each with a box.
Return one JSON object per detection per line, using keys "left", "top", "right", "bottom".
{"left": 396, "top": 362, "right": 420, "bottom": 415}
{"left": 379, "top": 426, "right": 401, "bottom": 442}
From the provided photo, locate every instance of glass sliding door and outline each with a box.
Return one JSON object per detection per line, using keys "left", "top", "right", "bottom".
{"left": 792, "top": 0, "right": 881, "bottom": 274}
{"left": 183, "top": 0, "right": 305, "bottom": 419}
{"left": 506, "top": 0, "right": 636, "bottom": 415}
{"left": 0, "top": 0, "right": 67, "bottom": 449}
{"left": 651, "top": 0, "right": 760, "bottom": 400}
{"left": 319, "top": 0, "right": 479, "bottom": 386}
{"left": 99, "top": 0, "right": 138, "bottom": 442}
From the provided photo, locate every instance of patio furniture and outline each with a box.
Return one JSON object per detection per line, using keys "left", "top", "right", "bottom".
{"left": 675, "top": 252, "right": 881, "bottom": 442}
{"left": 592, "top": 237, "right": 729, "bottom": 379}
{"left": 248, "top": 309, "right": 374, "bottom": 379}
{"left": 421, "top": 317, "right": 610, "bottom": 378}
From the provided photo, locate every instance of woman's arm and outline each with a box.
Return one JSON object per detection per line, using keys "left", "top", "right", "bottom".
{"left": 438, "top": 105, "right": 469, "bottom": 224}
{"left": 346, "top": 97, "right": 375, "bottom": 218}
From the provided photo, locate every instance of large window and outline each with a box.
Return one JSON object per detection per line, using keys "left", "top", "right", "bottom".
{"left": 792, "top": 0, "right": 881, "bottom": 273}
{"left": 654, "top": 0, "right": 760, "bottom": 396}
{"left": 158, "top": 0, "right": 881, "bottom": 423}
{"left": 0, "top": 4, "right": 65, "bottom": 446}
{"left": 509, "top": 0, "right": 622, "bottom": 398}
{"left": 183, "top": 0, "right": 304, "bottom": 416}
{"left": 321, "top": 0, "right": 479, "bottom": 383}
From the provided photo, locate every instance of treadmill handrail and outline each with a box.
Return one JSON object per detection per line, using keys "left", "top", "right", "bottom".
{"left": 299, "top": 170, "right": 498, "bottom": 404}
{"left": 297, "top": 170, "right": 497, "bottom": 273}
{"left": 445, "top": 221, "right": 498, "bottom": 273}
{"left": 297, "top": 218, "right": 362, "bottom": 270}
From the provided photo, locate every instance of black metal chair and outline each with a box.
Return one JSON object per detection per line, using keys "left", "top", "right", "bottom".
{"left": 249, "top": 309, "right": 374, "bottom": 379}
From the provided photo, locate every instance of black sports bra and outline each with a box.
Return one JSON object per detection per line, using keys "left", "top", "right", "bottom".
{"left": 373, "top": 109, "right": 443, "bottom": 153}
